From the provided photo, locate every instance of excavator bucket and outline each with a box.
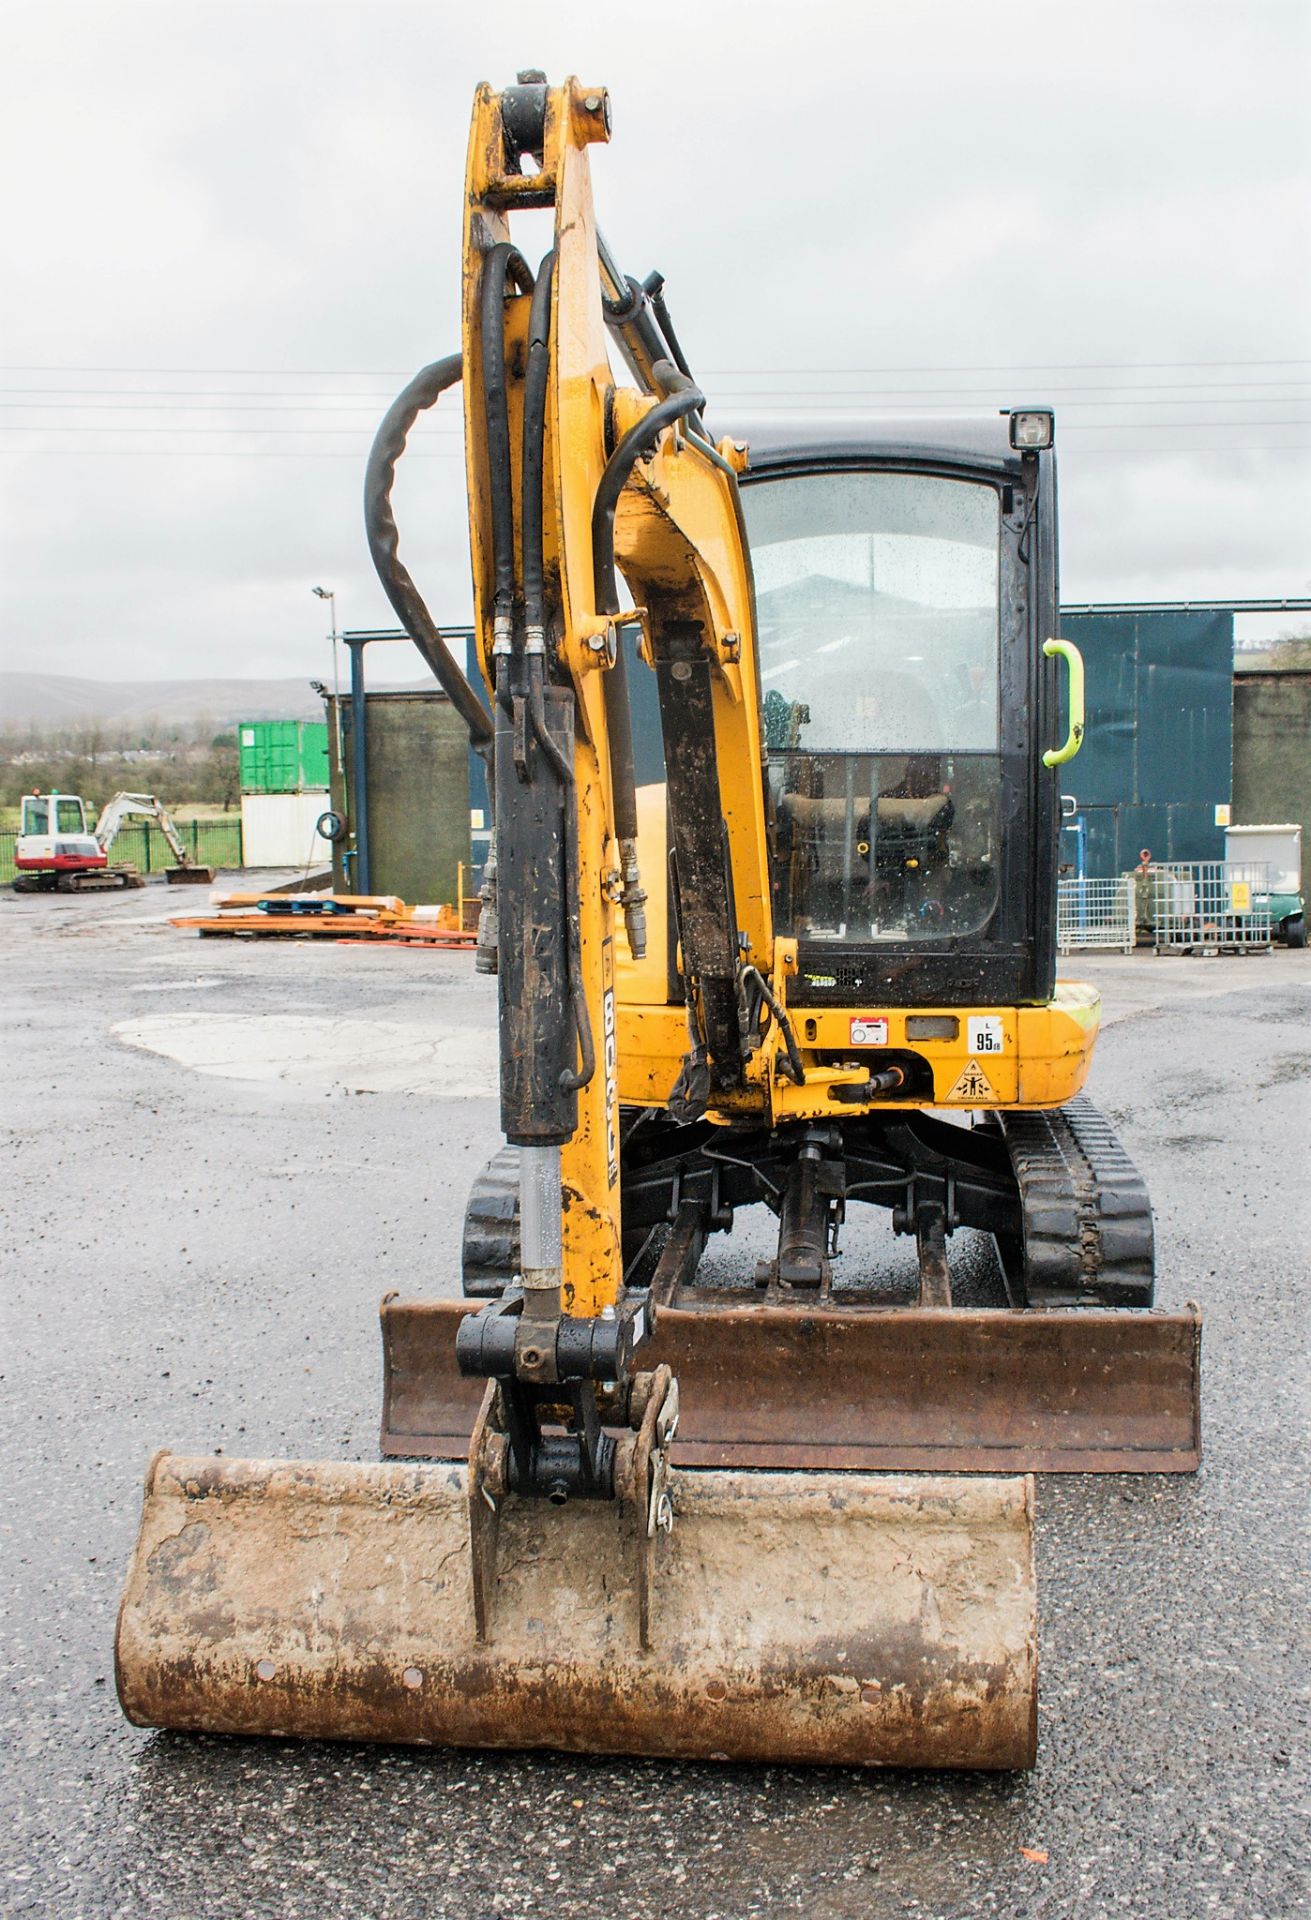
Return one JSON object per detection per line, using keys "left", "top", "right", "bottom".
{"left": 116, "top": 1449, "right": 1036, "bottom": 1768}
{"left": 164, "top": 865, "right": 215, "bottom": 884}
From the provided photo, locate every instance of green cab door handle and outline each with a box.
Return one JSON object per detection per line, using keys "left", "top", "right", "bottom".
{"left": 1042, "top": 637, "right": 1085, "bottom": 767}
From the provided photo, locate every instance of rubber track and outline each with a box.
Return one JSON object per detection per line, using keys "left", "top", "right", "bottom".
{"left": 461, "top": 1147, "right": 521, "bottom": 1296}
{"left": 997, "top": 1096, "right": 1155, "bottom": 1306}
{"left": 467, "top": 1101, "right": 1156, "bottom": 1309}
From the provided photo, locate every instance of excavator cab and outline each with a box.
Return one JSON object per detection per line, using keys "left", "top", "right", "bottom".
{"left": 741, "top": 425, "right": 1061, "bottom": 1009}
{"left": 13, "top": 789, "right": 110, "bottom": 888}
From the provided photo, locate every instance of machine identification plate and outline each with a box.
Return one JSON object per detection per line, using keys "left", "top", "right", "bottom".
{"left": 849, "top": 1017, "right": 889, "bottom": 1046}
{"left": 967, "top": 1016, "right": 1005, "bottom": 1055}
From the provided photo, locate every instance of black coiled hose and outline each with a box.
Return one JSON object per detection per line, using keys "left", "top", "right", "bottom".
{"left": 591, "top": 360, "right": 707, "bottom": 620}
{"left": 363, "top": 353, "right": 495, "bottom": 752}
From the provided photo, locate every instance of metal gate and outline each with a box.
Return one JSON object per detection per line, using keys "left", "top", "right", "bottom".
{"left": 1150, "top": 862, "right": 1272, "bottom": 954}
{"left": 1057, "top": 876, "right": 1135, "bottom": 954}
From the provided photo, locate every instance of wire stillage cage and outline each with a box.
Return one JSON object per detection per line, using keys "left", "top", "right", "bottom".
{"left": 1057, "top": 875, "right": 1136, "bottom": 954}
{"left": 1149, "top": 861, "right": 1272, "bottom": 954}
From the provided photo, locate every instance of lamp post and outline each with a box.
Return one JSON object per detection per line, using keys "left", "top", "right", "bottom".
{"left": 312, "top": 587, "right": 346, "bottom": 875}
{"left": 311, "top": 586, "right": 339, "bottom": 707}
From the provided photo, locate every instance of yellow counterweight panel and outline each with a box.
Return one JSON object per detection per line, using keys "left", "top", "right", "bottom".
{"left": 617, "top": 987, "right": 1099, "bottom": 1119}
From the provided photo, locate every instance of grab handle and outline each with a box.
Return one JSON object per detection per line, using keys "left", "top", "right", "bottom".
{"left": 1042, "top": 638, "right": 1085, "bottom": 767}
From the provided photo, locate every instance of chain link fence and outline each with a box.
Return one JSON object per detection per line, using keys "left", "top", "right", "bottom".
{"left": 1149, "top": 861, "right": 1273, "bottom": 954}
{"left": 1057, "top": 875, "right": 1135, "bottom": 954}
{"left": 0, "top": 817, "right": 243, "bottom": 885}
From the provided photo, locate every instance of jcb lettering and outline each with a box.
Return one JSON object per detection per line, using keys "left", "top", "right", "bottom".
{"left": 603, "top": 988, "right": 618, "bottom": 1186}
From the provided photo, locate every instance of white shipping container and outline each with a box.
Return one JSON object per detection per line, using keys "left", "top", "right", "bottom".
{"left": 1224, "top": 824, "right": 1302, "bottom": 895}
{"left": 240, "top": 791, "right": 334, "bottom": 869}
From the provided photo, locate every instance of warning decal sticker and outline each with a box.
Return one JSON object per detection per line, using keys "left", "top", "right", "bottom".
{"left": 947, "top": 1058, "right": 997, "bottom": 1102}
{"left": 967, "top": 1015, "right": 1005, "bottom": 1056}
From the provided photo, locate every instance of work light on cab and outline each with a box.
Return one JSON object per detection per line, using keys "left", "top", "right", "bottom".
{"left": 1008, "top": 408, "right": 1055, "bottom": 450}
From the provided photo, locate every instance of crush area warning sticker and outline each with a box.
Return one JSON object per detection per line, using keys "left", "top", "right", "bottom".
{"left": 947, "top": 1059, "right": 997, "bottom": 1101}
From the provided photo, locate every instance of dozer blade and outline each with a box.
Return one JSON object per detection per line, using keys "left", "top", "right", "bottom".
{"left": 116, "top": 1450, "right": 1036, "bottom": 1768}
{"left": 381, "top": 1297, "right": 1201, "bottom": 1473}
{"left": 164, "top": 865, "right": 215, "bottom": 884}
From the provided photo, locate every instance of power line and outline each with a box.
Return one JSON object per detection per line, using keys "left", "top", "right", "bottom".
{"left": 1, "top": 356, "right": 1308, "bottom": 377}
{"left": 4, "top": 396, "right": 1310, "bottom": 417}
{"left": 4, "top": 419, "right": 1306, "bottom": 436}
{"left": 711, "top": 360, "right": 1311, "bottom": 375}
{"left": 3, "top": 444, "right": 1307, "bottom": 459}
{"left": 3, "top": 378, "right": 1310, "bottom": 400}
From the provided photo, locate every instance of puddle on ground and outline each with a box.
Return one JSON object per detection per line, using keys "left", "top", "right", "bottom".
{"left": 113, "top": 1011, "right": 498, "bottom": 1096}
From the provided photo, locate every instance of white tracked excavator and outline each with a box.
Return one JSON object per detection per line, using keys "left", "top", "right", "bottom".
{"left": 13, "top": 790, "right": 213, "bottom": 890}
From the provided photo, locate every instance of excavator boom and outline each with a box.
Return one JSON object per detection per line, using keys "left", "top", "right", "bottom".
{"left": 94, "top": 792, "right": 213, "bottom": 883}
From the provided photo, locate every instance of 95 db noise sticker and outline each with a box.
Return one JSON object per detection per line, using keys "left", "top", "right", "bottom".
{"left": 849, "top": 1016, "right": 889, "bottom": 1046}
{"left": 967, "top": 1016, "right": 1005, "bottom": 1055}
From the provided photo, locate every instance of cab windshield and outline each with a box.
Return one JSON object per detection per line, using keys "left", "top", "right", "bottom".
{"left": 742, "top": 468, "right": 1004, "bottom": 945}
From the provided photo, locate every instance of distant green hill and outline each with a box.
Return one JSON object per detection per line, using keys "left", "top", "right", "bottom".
{"left": 0, "top": 670, "right": 428, "bottom": 728}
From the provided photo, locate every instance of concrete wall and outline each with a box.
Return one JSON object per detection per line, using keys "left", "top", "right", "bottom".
{"left": 1232, "top": 670, "right": 1311, "bottom": 900}
{"left": 327, "top": 692, "right": 469, "bottom": 904}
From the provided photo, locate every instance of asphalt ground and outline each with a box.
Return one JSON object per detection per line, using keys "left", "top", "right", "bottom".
{"left": 2, "top": 881, "right": 1307, "bottom": 1920}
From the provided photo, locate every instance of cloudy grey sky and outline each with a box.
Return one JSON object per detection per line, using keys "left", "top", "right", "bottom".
{"left": 2, "top": 0, "right": 1308, "bottom": 683}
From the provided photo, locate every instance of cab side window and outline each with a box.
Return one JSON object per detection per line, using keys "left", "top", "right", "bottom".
{"left": 23, "top": 797, "right": 49, "bottom": 834}
{"left": 56, "top": 798, "right": 84, "bottom": 833}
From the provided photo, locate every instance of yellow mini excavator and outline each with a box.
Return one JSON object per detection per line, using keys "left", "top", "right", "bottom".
{"left": 116, "top": 74, "right": 1201, "bottom": 1770}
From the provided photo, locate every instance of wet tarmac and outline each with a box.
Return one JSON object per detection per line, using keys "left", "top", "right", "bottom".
{"left": 2, "top": 883, "right": 1307, "bottom": 1919}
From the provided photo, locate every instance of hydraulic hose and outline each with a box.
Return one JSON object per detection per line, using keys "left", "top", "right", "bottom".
{"left": 480, "top": 242, "right": 535, "bottom": 641}
{"left": 645, "top": 274, "right": 692, "bottom": 382}
{"left": 591, "top": 359, "right": 707, "bottom": 619}
{"left": 521, "top": 253, "right": 555, "bottom": 647}
{"left": 740, "top": 964, "right": 806, "bottom": 1086}
{"left": 597, "top": 239, "right": 670, "bottom": 393}
{"left": 363, "top": 353, "right": 494, "bottom": 751}
{"left": 643, "top": 272, "right": 707, "bottom": 440}
{"left": 526, "top": 653, "right": 573, "bottom": 787}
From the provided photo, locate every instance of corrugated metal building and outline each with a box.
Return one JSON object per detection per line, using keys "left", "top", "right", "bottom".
{"left": 1058, "top": 610, "right": 1234, "bottom": 877}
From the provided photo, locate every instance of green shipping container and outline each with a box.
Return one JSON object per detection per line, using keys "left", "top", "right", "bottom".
{"left": 238, "top": 720, "right": 330, "bottom": 794}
